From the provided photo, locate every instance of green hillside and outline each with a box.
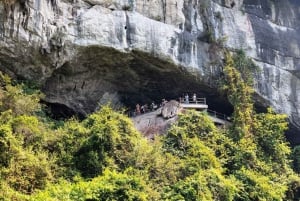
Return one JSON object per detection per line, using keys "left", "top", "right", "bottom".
{"left": 0, "top": 53, "right": 300, "bottom": 201}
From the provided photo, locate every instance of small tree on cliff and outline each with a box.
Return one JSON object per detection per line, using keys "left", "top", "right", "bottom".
{"left": 222, "top": 52, "right": 255, "bottom": 140}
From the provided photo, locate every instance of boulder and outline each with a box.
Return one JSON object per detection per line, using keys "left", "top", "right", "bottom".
{"left": 161, "top": 100, "right": 181, "bottom": 119}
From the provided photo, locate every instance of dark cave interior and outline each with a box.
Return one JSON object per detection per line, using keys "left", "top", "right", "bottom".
{"left": 41, "top": 46, "right": 297, "bottom": 144}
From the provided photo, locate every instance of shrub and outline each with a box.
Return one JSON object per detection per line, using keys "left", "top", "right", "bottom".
{"left": 74, "top": 106, "right": 141, "bottom": 177}
{"left": 30, "top": 169, "right": 149, "bottom": 201}
{"left": 3, "top": 151, "right": 53, "bottom": 194}
{"left": 122, "top": 4, "right": 132, "bottom": 11}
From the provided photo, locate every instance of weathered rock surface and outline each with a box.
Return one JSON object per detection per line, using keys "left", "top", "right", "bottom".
{"left": 133, "top": 101, "right": 230, "bottom": 137}
{"left": 0, "top": 0, "right": 300, "bottom": 141}
{"left": 161, "top": 100, "right": 181, "bottom": 119}
{"left": 132, "top": 100, "right": 181, "bottom": 138}
{"left": 132, "top": 108, "right": 178, "bottom": 139}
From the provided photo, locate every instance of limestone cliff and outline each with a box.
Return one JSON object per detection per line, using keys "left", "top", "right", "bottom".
{"left": 0, "top": 0, "right": 300, "bottom": 141}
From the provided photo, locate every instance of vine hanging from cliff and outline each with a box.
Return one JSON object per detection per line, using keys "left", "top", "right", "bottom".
{"left": 222, "top": 52, "right": 255, "bottom": 141}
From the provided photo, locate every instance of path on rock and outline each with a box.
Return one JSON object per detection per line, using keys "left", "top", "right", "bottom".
{"left": 132, "top": 98, "right": 231, "bottom": 138}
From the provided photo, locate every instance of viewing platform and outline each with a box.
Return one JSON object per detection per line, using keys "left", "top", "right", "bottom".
{"left": 131, "top": 96, "right": 231, "bottom": 134}
{"left": 179, "top": 97, "right": 230, "bottom": 126}
{"left": 179, "top": 97, "right": 208, "bottom": 110}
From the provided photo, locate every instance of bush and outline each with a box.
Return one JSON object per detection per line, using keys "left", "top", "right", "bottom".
{"left": 122, "top": 4, "right": 132, "bottom": 11}
{"left": 163, "top": 169, "right": 239, "bottom": 201}
{"left": 30, "top": 169, "right": 149, "bottom": 201}
{"left": 0, "top": 69, "right": 298, "bottom": 200}
{"left": 74, "top": 106, "right": 141, "bottom": 177}
{"left": 3, "top": 151, "right": 53, "bottom": 194}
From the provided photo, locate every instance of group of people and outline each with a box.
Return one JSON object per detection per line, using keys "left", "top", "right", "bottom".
{"left": 179, "top": 93, "right": 197, "bottom": 104}
{"left": 134, "top": 101, "right": 159, "bottom": 116}
{"left": 132, "top": 94, "right": 198, "bottom": 117}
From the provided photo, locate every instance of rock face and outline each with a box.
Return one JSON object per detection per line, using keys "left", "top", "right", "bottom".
{"left": 161, "top": 100, "right": 181, "bottom": 119}
{"left": 132, "top": 107, "right": 179, "bottom": 139}
{"left": 0, "top": 0, "right": 300, "bottom": 140}
{"left": 132, "top": 100, "right": 181, "bottom": 138}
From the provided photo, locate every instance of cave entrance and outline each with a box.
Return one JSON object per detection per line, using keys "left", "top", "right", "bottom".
{"left": 43, "top": 46, "right": 234, "bottom": 119}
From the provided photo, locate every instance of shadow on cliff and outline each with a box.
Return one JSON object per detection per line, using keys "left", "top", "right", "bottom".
{"left": 41, "top": 45, "right": 299, "bottom": 146}
{"left": 42, "top": 46, "right": 233, "bottom": 119}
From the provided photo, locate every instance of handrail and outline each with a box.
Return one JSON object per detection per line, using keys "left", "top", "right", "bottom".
{"left": 179, "top": 97, "right": 206, "bottom": 105}
{"left": 128, "top": 96, "right": 230, "bottom": 122}
{"left": 207, "top": 109, "right": 228, "bottom": 121}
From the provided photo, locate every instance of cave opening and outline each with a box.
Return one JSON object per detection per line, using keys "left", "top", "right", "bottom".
{"left": 43, "top": 47, "right": 235, "bottom": 120}
{"left": 42, "top": 101, "right": 85, "bottom": 120}
{"left": 41, "top": 46, "right": 269, "bottom": 127}
{"left": 42, "top": 46, "right": 297, "bottom": 143}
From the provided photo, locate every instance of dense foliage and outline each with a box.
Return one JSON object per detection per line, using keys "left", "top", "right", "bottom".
{"left": 0, "top": 52, "right": 300, "bottom": 200}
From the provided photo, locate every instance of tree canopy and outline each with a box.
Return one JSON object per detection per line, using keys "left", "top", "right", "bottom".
{"left": 0, "top": 52, "right": 299, "bottom": 201}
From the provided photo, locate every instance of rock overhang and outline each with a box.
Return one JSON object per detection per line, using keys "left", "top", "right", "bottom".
{"left": 0, "top": 0, "right": 300, "bottom": 142}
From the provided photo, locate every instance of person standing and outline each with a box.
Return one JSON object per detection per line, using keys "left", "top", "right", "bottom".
{"left": 193, "top": 93, "right": 197, "bottom": 103}
{"left": 141, "top": 105, "right": 145, "bottom": 113}
{"left": 185, "top": 94, "right": 189, "bottom": 103}
{"left": 151, "top": 102, "right": 157, "bottom": 111}
{"left": 136, "top": 104, "right": 141, "bottom": 115}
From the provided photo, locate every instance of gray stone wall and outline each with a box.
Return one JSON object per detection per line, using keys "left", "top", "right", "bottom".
{"left": 0, "top": 0, "right": 300, "bottom": 135}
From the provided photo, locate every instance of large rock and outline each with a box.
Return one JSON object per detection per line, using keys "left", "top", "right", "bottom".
{"left": 161, "top": 100, "right": 181, "bottom": 119}
{"left": 132, "top": 106, "right": 179, "bottom": 139}
{"left": 0, "top": 0, "right": 300, "bottom": 141}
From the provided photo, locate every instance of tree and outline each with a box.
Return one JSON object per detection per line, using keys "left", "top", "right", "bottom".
{"left": 222, "top": 52, "right": 255, "bottom": 140}
{"left": 222, "top": 52, "right": 295, "bottom": 200}
{"left": 30, "top": 169, "right": 149, "bottom": 201}
{"left": 253, "top": 108, "right": 290, "bottom": 172}
{"left": 74, "top": 106, "right": 141, "bottom": 178}
{"left": 163, "top": 110, "right": 240, "bottom": 200}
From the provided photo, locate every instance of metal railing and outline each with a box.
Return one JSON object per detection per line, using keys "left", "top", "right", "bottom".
{"left": 127, "top": 98, "right": 231, "bottom": 123}
{"left": 207, "top": 109, "right": 228, "bottom": 121}
{"left": 179, "top": 97, "right": 206, "bottom": 105}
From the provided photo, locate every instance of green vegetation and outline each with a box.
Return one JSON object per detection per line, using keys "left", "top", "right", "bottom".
{"left": 214, "top": 11, "right": 223, "bottom": 21}
{"left": 0, "top": 51, "right": 299, "bottom": 200}
{"left": 232, "top": 49, "right": 259, "bottom": 85}
{"left": 122, "top": 4, "right": 132, "bottom": 11}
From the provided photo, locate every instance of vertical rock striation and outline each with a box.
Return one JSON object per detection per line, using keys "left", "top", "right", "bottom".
{"left": 0, "top": 0, "right": 300, "bottom": 139}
